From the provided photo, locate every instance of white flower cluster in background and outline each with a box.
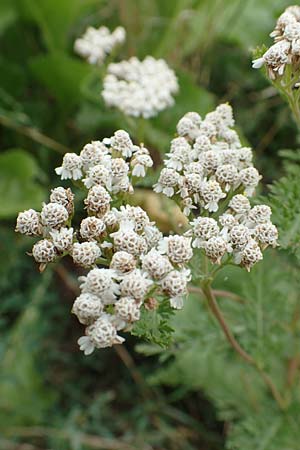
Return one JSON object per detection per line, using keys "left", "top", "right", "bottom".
{"left": 154, "top": 104, "right": 278, "bottom": 271}
{"left": 252, "top": 5, "right": 300, "bottom": 79}
{"left": 16, "top": 130, "right": 193, "bottom": 354}
{"left": 102, "top": 56, "right": 179, "bottom": 118}
{"left": 74, "top": 26, "right": 126, "bottom": 65}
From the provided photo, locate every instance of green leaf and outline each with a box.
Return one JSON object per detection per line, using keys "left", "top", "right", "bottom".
{"left": 0, "top": 271, "right": 56, "bottom": 426}
{"left": 0, "top": 0, "right": 17, "bottom": 36}
{"left": 0, "top": 148, "right": 45, "bottom": 218}
{"left": 268, "top": 151, "right": 300, "bottom": 259}
{"left": 132, "top": 297, "right": 175, "bottom": 348}
{"left": 15, "top": 0, "right": 102, "bottom": 50}
{"left": 29, "top": 52, "right": 92, "bottom": 108}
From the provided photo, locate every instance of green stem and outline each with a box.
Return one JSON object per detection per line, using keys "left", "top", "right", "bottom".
{"left": 0, "top": 114, "right": 69, "bottom": 154}
{"left": 201, "top": 280, "right": 287, "bottom": 410}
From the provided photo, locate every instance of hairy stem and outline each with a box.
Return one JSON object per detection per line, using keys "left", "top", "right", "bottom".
{"left": 201, "top": 281, "right": 287, "bottom": 410}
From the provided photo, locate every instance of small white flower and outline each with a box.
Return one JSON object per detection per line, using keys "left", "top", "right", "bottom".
{"left": 41, "top": 202, "right": 69, "bottom": 229}
{"left": 83, "top": 164, "right": 112, "bottom": 190}
{"left": 114, "top": 297, "right": 141, "bottom": 322}
{"left": 190, "top": 217, "right": 220, "bottom": 248}
{"left": 200, "top": 180, "right": 226, "bottom": 212}
{"left": 80, "top": 268, "right": 120, "bottom": 304}
{"left": 55, "top": 153, "right": 83, "bottom": 180}
{"left": 254, "top": 223, "right": 278, "bottom": 248}
{"left": 141, "top": 249, "right": 173, "bottom": 280}
{"left": 246, "top": 205, "right": 272, "bottom": 226}
{"left": 32, "top": 239, "right": 57, "bottom": 263}
{"left": 158, "top": 235, "right": 193, "bottom": 265}
{"left": 131, "top": 153, "right": 153, "bottom": 177}
{"left": 229, "top": 225, "right": 251, "bottom": 251}
{"left": 111, "top": 220, "right": 147, "bottom": 256}
{"left": 72, "top": 242, "right": 101, "bottom": 267}
{"left": 84, "top": 185, "right": 111, "bottom": 217}
{"left": 111, "top": 158, "right": 129, "bottom": 180}
{"left": 215, "top": 164, "right": 239, "bottom": 191}
{"left": 74, "top": 26, "right": 126, "bottom": 65}
{"left": 16, "top": 209, "right": 42, "bottom": 236}
{"left": 241, "top": 239, "right": 263, "bottom": 272}
{"left": 49, "top": 187, "right": 74, "bottom": 215}
{"left": 110, "top": 251, "right": 137, "bottom": 274}
{"left": 72, "top": 293, "right": 103, "bottom": 325}
{"left": 204, "top": 236, "right": 227, "bottom": 264}
{"left": 50, "top": 227, "right": 73, "bottom": 252}
{"left": 86, "top": 315, "right": 125, "bottom": 349}
{"left": 78, "top": 336, "right": 95, "bottom": 355}
{"left": 80, "top": 217, "right": 106, "bottom": 241}
{"left": 160, "top": 269, "right": 191, "bottom": 309}
{"left": 239, "top": 167, "right": 262, "bottom": 197}
{"left": 110, "top": 130, "right": 133, "bottom": 158}
{"left": 120, "top": 269, "right": 153, "bottom": 300}
{"left": 153, "top": 168, "right": 181, "bottom": 197}
{"left": 228, "top": 194, "right": 251, "bottom": 218}
{"left": 80, "top": 140, "right": 109, "bottom": 170}
{"left": 114, "top": 205, "right": 151, "bottom": 232}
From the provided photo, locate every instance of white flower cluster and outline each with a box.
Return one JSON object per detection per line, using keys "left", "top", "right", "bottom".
{"left": 16, "top": 130, "right": 193, "bottom": 355}
{"left": 74, "top": 26, "right": 126, "bottom": 65}
{"left": 154, "top": 104, "right": 278, "bottom": 271}
{"left": 102, "top": 56, "right": 179, "bottom": 118}
{"left": 16, "top": 130, "right": 153, "bottom": 271}
{"left": 252, "top": 5, "right": 300, "bottom": 79}
{"left": 75, "top": 207, "right": 192, "bottom": 355}
{"left": 55, "top": 129, "right": 153, "bottom": 186}
{"left": 15, "top": 187, "right": 75, "bottom": 271}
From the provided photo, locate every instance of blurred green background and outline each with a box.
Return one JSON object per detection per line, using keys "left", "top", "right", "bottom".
{"left": 1, "top": 1, "right": 300, "bottom": 449}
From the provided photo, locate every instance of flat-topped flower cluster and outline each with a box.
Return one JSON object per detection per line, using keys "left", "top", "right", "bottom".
{"left": 252, "top": 5, "right": 300, "bottom": 79}
{"left": 16, "top": 131, "right": 193, "bottom": 354}
{"left": 74, "top": 25, "right": 179, "bottom": 118}
{"left": 102, "top": 56, "right": 179, "bottom": 118}
{"left": 154, "top": 104, "right": 278, "bottom": 271}
{"left": 74, "top": 25, "right": 126, "bottom": 65}
{"left": 15, "top": 105, "right": 278, "bottom": 354}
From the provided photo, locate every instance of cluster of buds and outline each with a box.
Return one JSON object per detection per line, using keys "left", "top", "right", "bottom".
{"left": 76, "top": 208, "right": 192, "bottom": 355}
{"left": 154, "top": 104, "right": 278, "bottom": 271}
{"left": 74, "top": 25, "right": 126, "bottom": 65}
{"left": 16, "top": 131, "right": 193, "bottom": 354}
{"left": 252, "top": 5, "right": 300, "bottom": 80}
{"left": 102, "top": 56, "right": 179, "bottom": 118}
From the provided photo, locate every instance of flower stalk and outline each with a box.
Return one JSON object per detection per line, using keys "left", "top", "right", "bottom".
{"left": 200, "top": 274, "right": 287, "bottom": 410}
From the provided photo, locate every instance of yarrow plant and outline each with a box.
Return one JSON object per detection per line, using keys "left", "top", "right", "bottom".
{"left": 16, "top": 130, "right": 194, "bottom": 354}
{"left": 102, "top": 56, "right": 179, "bottom": 118}
{"left": 252, "top": 5, "right": 300, "bottom": 126}
{"left": 74, "top": 25, "right": 178, "bottom": 122}
{"left": 16, "top": 103, "right": 278, "bottom": 354}
{"left": 154, "top": 104, "right": 278, "bottom": 272}
{"left": 16, "top": 102, "right": 285, "bottom": 410}
{"left": 74, "top": 25, "right": 126, "bottom": 65}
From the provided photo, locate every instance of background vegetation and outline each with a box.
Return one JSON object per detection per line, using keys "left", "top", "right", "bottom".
{"left": 1, "top": 1, "right": 300, "bottom": 449}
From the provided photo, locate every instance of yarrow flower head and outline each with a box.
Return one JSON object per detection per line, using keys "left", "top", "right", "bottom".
{"left": 102, "top": 56, "right": 179, "bottom": 118}
{"left": 252, "top": 5, "right": 300, "bottom": 80}
{"left": 16, "top": 112, "right": 278, "bottom": 355}
{"left": 74, "top": 25, "right": 126, "bottom": 65}
{"left": 154, "top": 103, "right": 278, "bottom": 272}
{"left": 16, "top": 129, "right": 193, "bottom": 354}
